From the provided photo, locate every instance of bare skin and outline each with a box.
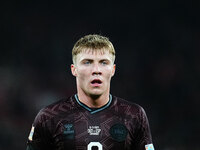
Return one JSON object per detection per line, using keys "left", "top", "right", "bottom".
{"left": 71, "top": 49, "right": 116, "bottom": 108}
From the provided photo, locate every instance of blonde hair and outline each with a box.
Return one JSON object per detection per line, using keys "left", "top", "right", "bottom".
{"left": 72, "top": 34, "right": 116, "bottom": 64}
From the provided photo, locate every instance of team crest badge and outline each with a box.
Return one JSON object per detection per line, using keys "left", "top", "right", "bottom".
{"left": 145, "top": 144, "right": 155, "bottom": 150}
{"left": 28, "top": 126, "right": 35, "bottom": 141}
{"left": 109, "top": 123, "right": 128, "bottom": 142}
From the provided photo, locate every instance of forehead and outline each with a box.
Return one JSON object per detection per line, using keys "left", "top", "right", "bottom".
{"left": 76, "top": 48, "right": 113, "bottom": 61}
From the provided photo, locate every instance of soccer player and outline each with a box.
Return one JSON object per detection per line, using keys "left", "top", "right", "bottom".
{"left": 26, "top": 34, "right": 155, "bottom": 150}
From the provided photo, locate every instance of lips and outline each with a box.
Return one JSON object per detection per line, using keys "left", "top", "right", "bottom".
{"left": 91, "top": 79, "right": 102, "bottom": 85}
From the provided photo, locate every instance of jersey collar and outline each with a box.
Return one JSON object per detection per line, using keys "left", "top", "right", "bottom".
{"left": 74, "top": 94, "right": 112, "bottom": 114}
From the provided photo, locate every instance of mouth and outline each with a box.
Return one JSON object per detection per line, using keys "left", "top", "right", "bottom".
{"left": 91, "top": 79, "right": 102, "bottom": 86}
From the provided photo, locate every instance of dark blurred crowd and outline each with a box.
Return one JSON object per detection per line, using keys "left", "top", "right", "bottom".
{"left": 1, "top": 1, "right": 200, "bottom": 150}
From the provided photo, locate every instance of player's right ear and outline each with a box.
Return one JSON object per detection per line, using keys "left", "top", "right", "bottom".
{"left": 71, "top": 64, "right": 77, "bottom": 77}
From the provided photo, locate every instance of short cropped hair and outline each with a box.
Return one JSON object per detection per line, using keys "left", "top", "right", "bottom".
{"left": 72, "top": 34, "right": 116, "bottom": 64}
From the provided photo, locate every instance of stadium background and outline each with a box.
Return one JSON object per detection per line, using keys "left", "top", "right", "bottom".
{"left": 1, "top": 1, "right": 200, "bottom": 150}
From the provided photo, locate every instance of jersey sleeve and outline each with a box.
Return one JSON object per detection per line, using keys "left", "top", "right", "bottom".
{"left": 134, "top": 107, "right": 155, "bottom": 150}
{"left": 26, "top": 110, "right": 54, "bottom": 150}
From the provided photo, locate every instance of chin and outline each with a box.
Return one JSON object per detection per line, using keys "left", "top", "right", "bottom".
{"left": 88, "top": 90, "right": 103, "bottom": 97}
{"left": 90, "top": 92, "right": 102, "bottom": 96}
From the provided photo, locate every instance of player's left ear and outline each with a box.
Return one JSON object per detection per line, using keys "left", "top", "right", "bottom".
{"left": 71, "top": 64, "right": 77, "bottom": 77}
{"left": 111, "top": 64, "right": 116, "bottom": 77}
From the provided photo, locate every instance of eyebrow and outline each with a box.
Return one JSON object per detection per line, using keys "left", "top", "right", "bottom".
{"left": 80, "top": 58, "right": 111, "bottom": 63}
{"left": 80, "top": 58, "right": 93, "bottom": 62}
{"left": 99, "top": 59, "right": 110, "bottom": 62}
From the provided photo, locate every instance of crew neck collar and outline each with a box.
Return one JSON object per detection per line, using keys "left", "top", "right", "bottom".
{"left": 74, "top": 94, "right": 112, "bottom": 114}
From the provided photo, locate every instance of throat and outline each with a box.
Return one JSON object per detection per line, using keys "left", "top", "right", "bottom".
{"left": 76, "top": 93, "right": 110, "bottom": 108}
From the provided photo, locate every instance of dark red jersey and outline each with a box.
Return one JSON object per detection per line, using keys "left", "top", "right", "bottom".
{"left": 26, "top": 94, "right": 154, "bottom": 150}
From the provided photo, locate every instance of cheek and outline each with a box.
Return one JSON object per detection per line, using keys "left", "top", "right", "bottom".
{"left": 104, "top": 68, "right": 114, "bottom": 79}
{"left": 77, "top": 68, "right": 90, "bottom": 80}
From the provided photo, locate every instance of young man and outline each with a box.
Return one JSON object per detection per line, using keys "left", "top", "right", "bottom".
{"left": 26, "top": 34, "right": 155, "bottom": 150}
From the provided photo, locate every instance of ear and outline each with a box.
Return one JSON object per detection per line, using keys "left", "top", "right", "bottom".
{"left": 71, "top": 64, "right": 77, "bottom": 77}
{"left": 111, "top": 64, "right": 116, "bottom": 77}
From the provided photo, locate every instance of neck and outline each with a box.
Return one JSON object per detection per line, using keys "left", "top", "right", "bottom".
{"left": 77, "top": 91, "right": 110, "bottom": 108}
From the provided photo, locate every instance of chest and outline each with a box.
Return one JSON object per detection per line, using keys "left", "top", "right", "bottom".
{"left": 52, "top": 112, "right": 136, "bottom": 150}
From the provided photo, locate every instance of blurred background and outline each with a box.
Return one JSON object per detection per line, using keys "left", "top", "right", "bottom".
{"left": 1, "top": 0, "right": 200, "bottom": 150}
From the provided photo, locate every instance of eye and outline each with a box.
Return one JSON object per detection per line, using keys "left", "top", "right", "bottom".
{"left": 83, "top": 60, "right": 91, "bottom": 65}
{"left": 101, "top": 61, "right": 108, "bottom": 65}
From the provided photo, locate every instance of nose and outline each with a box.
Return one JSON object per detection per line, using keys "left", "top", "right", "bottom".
{"left": 92, "top": 64, "right": 102, "bottom": 76}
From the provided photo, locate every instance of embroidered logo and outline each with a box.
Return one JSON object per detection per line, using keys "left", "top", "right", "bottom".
{"left": 28, "top": 126, "right": 35, "bottom": 141}
{"left": 145, "top": 144, "right": 155, "bottom": 150}
{"left": 109, "top": 124, "right": 128, "bottom": 142}
{"left": 63, "top": 124, "right": 74, "bottom": 139}
{"left": 88, "top": 126, "right": 101, "bottom": 135}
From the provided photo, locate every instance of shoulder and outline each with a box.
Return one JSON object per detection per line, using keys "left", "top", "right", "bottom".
{"left": 113, "top": 96, "right": 143, "bottom": 111}
{"left": 33, "top": 96, "right": 75, "bottom": 124}
{"left": 112, "top": 96, "right": 147, "bottom": 118}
